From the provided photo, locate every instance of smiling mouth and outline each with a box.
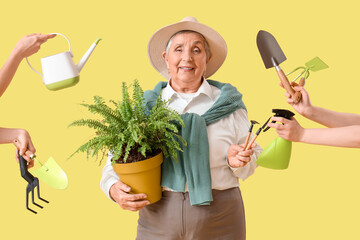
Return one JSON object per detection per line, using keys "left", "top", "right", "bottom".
{"left": 179, "top": 67, "right": 194, "bottom": 71}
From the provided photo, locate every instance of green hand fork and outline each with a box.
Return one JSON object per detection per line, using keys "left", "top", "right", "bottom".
{"left": 286, "top": 56, "right": 329, "bottom": 83}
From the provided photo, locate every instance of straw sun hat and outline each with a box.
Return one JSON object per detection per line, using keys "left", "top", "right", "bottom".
{"left": 147, "top": 17, "right": 227, "bottom": 80}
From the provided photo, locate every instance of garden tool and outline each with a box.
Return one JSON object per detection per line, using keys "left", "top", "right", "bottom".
{"left": 245, "top": 117, "right": 271, "bottom": 151}
{"left": 286, "top": 57, "right": 329, "bottom": 83}
{"left": 18, "top": 150, "right": 48, "bottom": 214}
{"left": 14, "top": 140, "right": 68, "bottom": 190}
{"left": 243, "top": 120, "right": 259, "bottom": 149}
{"left": 257, "top": 109, "right": 295, "bottom": 169}
{"left": 256, "top": 30, "right": 302, "bottom": 103}
{"left": 26, "top": 33, "right": 101, "bottom": 91}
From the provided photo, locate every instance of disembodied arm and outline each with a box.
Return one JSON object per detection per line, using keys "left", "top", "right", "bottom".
{"left": 0, "top": 33, "right": 55, "bottom": 97}
{"left": 285, "top": 84, "right": 360, "bottom": 128}
{"left": 0, "top": 128, "right": 35, "bottom": 167}
{"left": 268, "top": 116, "right": 360, "bottom": 148}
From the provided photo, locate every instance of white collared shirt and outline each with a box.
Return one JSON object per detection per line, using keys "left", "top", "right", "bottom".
{"left": 100, "top": 80, "right": 262, "bottom": 199}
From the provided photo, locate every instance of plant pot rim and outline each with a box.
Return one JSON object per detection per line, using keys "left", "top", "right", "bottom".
{"left": 112, "top": 152, "right": 163, "bottom": 174}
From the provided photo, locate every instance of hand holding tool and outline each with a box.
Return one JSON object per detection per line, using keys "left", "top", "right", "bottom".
{"left": 14, "top": 139, "right": 68, "bottom": 190}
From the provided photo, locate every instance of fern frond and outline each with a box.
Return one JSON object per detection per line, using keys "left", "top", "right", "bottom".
{"left": 68, "top": 119, "right": 111, "bottom": 133}
{"left": 69, "top": 79, "right": 187, "bottom": 164}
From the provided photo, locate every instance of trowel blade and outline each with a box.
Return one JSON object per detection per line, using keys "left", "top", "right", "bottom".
{"left": 32, "top": 157, "right": 68, "bottom": 190}
{"left": 256, "top": 30, "right": 287, "bottom": 69}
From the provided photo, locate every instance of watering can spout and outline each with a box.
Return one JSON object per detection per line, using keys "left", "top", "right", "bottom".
{"left": 77, "top": 38, "right": 102, "bottom": 72}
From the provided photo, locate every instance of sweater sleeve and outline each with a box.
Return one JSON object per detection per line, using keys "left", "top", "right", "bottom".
{"left": 100, "top": 152, "right": 120, "bottom": 202}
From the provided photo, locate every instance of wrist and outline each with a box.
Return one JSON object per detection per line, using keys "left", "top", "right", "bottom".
{"left": 13, "top": 128, "right": 29, "bottom": 142}
{"left": 109, "top": 183, "right": 117, "bottom": 202}
{"left": 16, "top": 128, "right": 28, "bottom": 136}
{"left": 302, "top": 105, "right": 316, "bottom": 119}
{"left": 226, "top": 156, "right": 237, "bottom": 169}
{"left": 0, "top": 128, "right": 24, "bottom": 144}
{"left": 298, "top": 128, "right": 308, "bottom": 143}
{"left": 9, "top": 50, "right": 24, "bottom": 64}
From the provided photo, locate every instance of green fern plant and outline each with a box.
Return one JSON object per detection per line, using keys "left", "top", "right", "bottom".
{"left": 69, "top": 79, "right": 186, "bottom": 165}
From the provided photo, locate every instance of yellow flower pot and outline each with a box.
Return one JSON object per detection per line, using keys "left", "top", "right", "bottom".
{"left": 112, "top": 152, "right": 163, "bottom": 204}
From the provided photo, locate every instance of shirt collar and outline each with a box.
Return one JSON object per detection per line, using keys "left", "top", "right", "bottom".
{"left": 162, "top": 78, "right": 215, "bottom": 101}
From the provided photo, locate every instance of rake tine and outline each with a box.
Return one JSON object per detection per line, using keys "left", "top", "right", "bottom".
{"left": 35, "top": 178, "right": 49, "bottom": 204}
{"left": 26, "top": 185, "right": 37, "bottom": 214}
{"left": 31, "top": 184, "right": 43, "bottom": 209}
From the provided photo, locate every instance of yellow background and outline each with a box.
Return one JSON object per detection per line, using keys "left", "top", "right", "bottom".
{"left": 0, "top": 0, "right": 359, "bottom": 239}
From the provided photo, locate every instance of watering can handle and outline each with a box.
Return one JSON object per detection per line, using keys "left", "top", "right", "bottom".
{"left": 26, "top": 33, "right": 73, "bottom": 77}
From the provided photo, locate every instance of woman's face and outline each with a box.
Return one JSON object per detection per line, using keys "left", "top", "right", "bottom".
{"left": 162, "top": 32, "right": 209, "bottom": 85}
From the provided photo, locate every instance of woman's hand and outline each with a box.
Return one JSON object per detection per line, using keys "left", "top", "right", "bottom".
{"left": 11, "top": 33, "right": 56, "bottom": 60}
{"left": 267, "top": 116, "right": 305, "bottom": 142}
{"left": 280, "top": 80, "right": 313, "bottom": 118}
{"left": 13, "top": 129, "right": 35, "bottom": 168}
{"left": 227, "top": 143, "right": 256, "bottom": 168}
{"left": 0, "top": 34, "right": 56, "bottom": 97}
{"left": 286, "top": 85, "right": 313, "bottom": 117}
{"left": 110, "top": 180, "right": 150, "bottom": 212}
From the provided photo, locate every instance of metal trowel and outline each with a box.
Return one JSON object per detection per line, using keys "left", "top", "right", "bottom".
{"left": 256, "top": 30, "right": 302, "bottom": 103}
{"left": 14, "top": 140, "right": 68, "bottom": 190}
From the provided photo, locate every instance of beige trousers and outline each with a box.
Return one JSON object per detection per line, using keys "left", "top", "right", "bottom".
{"left": 136, "top": 187, "right": 246, "bottom": 240}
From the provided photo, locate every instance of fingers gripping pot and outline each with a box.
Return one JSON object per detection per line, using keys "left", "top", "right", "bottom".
{"left": 26, "top": 33, "right": 101, "bottom": 90}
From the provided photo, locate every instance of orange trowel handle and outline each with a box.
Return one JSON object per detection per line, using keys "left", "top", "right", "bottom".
{"left": 292, "top": 78, "right": 306, "bottom": 103}
{"left": 245, "top": 135, "right": 258, "bottom": 151}
{"left": 243, "top": 132, "right": 251, "bottom": 150}
{"left": 277, "top": 69, "right": 301, "bottom": 103}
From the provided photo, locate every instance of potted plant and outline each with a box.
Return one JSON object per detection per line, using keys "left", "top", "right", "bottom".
{"left": 69, "top": 79, "right": 186, "bottom": 203}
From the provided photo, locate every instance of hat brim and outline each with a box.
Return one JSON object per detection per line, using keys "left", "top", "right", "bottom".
{"left": 148, "top": 19, "right": 227, "bottom": 80}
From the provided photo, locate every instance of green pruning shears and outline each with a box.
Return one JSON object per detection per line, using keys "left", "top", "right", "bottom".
{"left": 286, "top": 57, "right": 329, "bottom": 83}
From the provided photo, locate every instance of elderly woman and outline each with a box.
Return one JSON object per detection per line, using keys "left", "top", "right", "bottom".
{"left": 100, "top": 17, "right": 262, "bottom": 240}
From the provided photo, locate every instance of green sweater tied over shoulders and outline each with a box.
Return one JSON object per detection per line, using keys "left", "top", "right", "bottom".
{"left": 144, "top": 80, "right": 246, "bottom": 206}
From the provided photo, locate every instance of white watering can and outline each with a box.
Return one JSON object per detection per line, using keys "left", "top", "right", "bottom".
{"left": 26, "top": 33, "right": 101, "bottom": 91}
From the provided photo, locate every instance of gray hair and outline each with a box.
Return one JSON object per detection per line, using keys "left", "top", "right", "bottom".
{"left": 165, "top": 30, "right": 211, "bottom": 60}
